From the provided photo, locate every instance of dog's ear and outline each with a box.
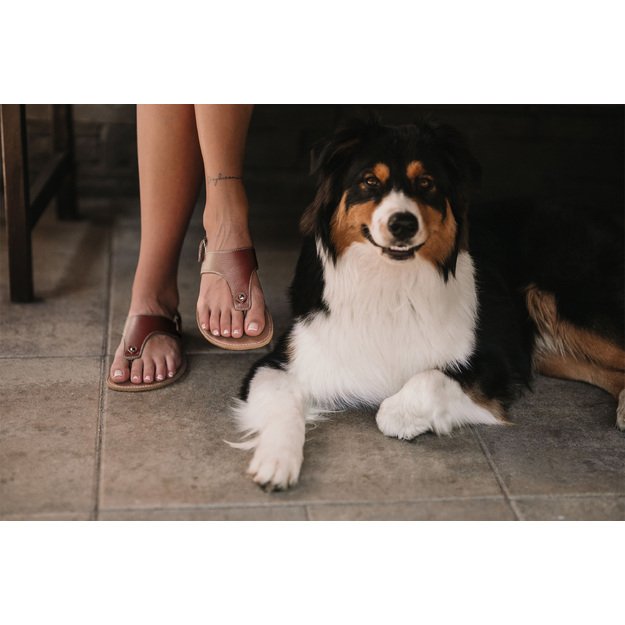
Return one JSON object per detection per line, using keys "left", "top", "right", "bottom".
{"left": 301, "top": 118, "right": 380, "bottom": 240}
{"left": 309, "top": 116, "right": 379, "bottom": 175}
{"left": 419, "top": 120, "right": 481, "bottom": 202}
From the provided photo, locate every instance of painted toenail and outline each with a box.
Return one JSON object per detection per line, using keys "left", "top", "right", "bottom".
{"left": 168, "top": 371, "right": 175, "bottom": 378}
{"left": 132, "top": 376, "right": 140, "bottom": 382}
{"left": 233, "top": 329, "right": 241, "bottom": 337}
{"left": 212, "top": 329, "right": 220, "bottom": 336}
{"left": 201, "top": 323, "right": 207, "bottom": 330}
{"left": 222, "top": 329, "right": 230, "bottom": 336}
{"left": 247, "top": 322, "right": 259, "bottom": 332}
{"left": 144, "top": 376, "right": 152, "bottom": 382}
{"left": 156, "top": 374, "right": 164, "bottom": 381}
{"left": 113, "top": 370, "right": 124, "bottom": 378}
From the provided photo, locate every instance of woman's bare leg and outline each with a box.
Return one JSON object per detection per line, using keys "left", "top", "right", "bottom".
{"left": 194, "top": 104, "right": 266, "bottom": 340}
{"left": 109, "top": 104, "right": 203, "bottom": 385}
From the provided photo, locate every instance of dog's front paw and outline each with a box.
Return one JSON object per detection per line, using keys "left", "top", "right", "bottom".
{"left": 376, "top": 394, "right": 431, "bottom": 440}
{"left": 247, "top": 442, "right": 303, "bottom": 491}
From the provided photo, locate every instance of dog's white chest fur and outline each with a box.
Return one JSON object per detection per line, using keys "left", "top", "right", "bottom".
{"left": 289, "top": 242, "right": 478, "bottom": 408}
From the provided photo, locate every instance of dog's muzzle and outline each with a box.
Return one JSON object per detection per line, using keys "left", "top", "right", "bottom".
{"left": 388, "top": 212, "right": 419, "bottom": 240}
{"left": 362, "top": 224, "right": 423, "bottom": 261}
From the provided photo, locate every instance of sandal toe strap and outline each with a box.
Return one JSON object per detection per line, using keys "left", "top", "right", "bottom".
{"left": 123, "top": 314, "right": 181, "bottom": 360}
{"left": 198, "top": 240, "right": 258, "bottom": 312}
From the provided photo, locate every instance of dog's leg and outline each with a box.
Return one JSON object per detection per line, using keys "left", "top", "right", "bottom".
{"left": 233, "top": 366, "right": 308, "bottom": 490}
{"left": 376, "top": 369, "right": 503, "bottom": 440}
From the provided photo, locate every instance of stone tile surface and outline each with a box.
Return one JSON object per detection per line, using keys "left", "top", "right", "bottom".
{"left": 99, "top": 355, "right": 503, "bottom": 512}
{"left": 0, "top": 358, "right": 100, "bottom": 518}
{"left": 308, "top": 499, "right": 516, "bottom": 521}
{"left": 476, "top": 377, "right": 625, "bottom": 497}
{"left": 99, "top": 506, "right": 307, "bottom": 521}
{"left": 2, "top": 183, "right": 623, "bottom": 521}
{"left": 1, "top": 512, "right": 91, "bottom": 521}
{"left": 515, "top": 496, "right": 625, "bottom": 521}
{"left": 0, "top": 209, "right": 110, "bottom": 358}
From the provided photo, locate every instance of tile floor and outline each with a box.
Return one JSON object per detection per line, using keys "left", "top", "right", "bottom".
{"left": 1, "top": 196, "right": 623, "bottom": 521}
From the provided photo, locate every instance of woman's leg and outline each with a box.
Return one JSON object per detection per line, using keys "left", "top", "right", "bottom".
{"left": 109, "top": 104, "right": 203, "bottom": 385}
{"left": 194, "top": 104, "right": 266, "bottom": 340}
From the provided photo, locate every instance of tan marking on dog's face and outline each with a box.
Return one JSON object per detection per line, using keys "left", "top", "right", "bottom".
{"left": 331, "top": 192, "right": 378, "bottom": 256}
{"left": 372, "top": 163, "right": 390, "bottom": 184}
{"left": 526, "top": 284, "right": 625, "bottom": 374}
{"left": 406, "top": 161, "right": 425, "bottom": 180}
{"left": 417, "top": 200, "right": 458, "bottom": 266}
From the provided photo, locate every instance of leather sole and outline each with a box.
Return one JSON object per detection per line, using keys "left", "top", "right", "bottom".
{"left": 196, "top": 309, "right": 273, "bottom": 351}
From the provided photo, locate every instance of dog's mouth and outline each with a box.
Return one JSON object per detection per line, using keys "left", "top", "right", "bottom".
{"left": 361, "top": 225, "right": 423, "bottom": 261}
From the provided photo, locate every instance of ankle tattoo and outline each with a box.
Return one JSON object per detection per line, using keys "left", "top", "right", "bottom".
{"left": 207, "top": 173, "right": 243, "bottom": 186}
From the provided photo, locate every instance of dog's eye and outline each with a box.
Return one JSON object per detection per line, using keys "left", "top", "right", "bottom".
{"left": 364, "top": 175, "right": 381, "bottom": 188}
{"left": 418, "top": 176, "right": 434, "bottom": 191}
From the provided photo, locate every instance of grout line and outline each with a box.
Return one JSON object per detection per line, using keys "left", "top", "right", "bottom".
{"left": 91, "top": 213, "right": 114, "bottom": 522}
{"left": 10, "top": 492, "right": 623, "bottom": 521}
{"left": 8, "top": 492, "right": 624, "bottom": 520}
{"left": 97, "top": 495, "right": 510, "bottom": 515}
{"left": 510, "top": 492, "right": 625, "bottom": 502}
{"left": 471, "top": 427, "right": 524, "bottom": 521}
{"left": 0, "top": 355, "right": 105, "bottom": 360}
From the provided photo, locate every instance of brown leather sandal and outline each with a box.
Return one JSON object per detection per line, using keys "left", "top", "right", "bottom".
{"left": 197, "top": 239, "right": 273, "bottom": 350}
{"left": 106, "top": 313, "right": 187, "bottom": 392}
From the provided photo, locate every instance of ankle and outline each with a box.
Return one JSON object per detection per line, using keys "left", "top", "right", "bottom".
{"left": 203, "top": 179, "right": 249, "bottom": 231}
{"left": 128, "top": 291, "right": 179, "bottom": 319}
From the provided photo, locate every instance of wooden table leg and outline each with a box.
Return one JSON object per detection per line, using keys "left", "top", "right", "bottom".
{"left": 53, "top": 104, "right": 78, "bottom": 220}
{"left": 1, "top": 104, "right": 34, "bottom": 302}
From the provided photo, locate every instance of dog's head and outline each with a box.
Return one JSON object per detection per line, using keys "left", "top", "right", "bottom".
{"left": 301, "top": 119, "right": 480, "bottom": 279}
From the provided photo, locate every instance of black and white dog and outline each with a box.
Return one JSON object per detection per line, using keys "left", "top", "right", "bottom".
{"left": 233, "top": 119, "right": 625, "bottom": 490}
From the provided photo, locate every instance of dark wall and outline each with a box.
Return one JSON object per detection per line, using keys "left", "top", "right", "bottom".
{"left": 245, "top": 104, "right": 624, "bottom": 217}
{"left": 13, "top": 105, "right": 624, "bottom": 218}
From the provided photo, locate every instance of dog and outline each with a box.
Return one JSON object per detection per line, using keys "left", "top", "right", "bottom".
{"left": 233, "top": 118, "right": 625, "bottom": 491}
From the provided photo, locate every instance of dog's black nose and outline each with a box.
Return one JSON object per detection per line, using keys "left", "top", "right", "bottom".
{"left": 388, "top": 212, "right": 418, "bottom": 240}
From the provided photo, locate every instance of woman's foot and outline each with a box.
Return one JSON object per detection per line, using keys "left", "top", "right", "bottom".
{"left": 109, "top": 301, "right": 184, "bottom": 386}
{"left": 196, "top": 181, "right": 267, "bottom": 340}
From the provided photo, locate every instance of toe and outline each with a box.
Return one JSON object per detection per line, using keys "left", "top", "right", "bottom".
{"left": 130, "top": 359, "right": 144, "bottom": 384}
{"left": 142, "top": 359, "right": 156, "bottom": 384}
{"left": 165, "top": 354, "right": 180, "bottom": 379}
{"left": 154, "top": 358, "right": 168, "bottom": 383}
{"left": 110, "top": 353, "right": 130, "bottom": 383}
{"left": 231, "top": 310, "right": 244, "bottom": 338}
{"left": 220, "top": 309, "right": 232, "bottom": 337}
{"left": 197, "top": 304, "right": 210, "bottom": 334}
{"left": 245, "top": 280, "right": 266, "bottom": 337}
{"left": 209, "top": 309, "right": 221, "bottom": 338}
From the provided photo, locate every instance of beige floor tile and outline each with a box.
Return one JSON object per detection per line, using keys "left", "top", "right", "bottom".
{"left": 475, "top": 377, "right": 625, "bottom": 497}
{"left": 0, "top": 210, "right": 110, "bottom": 358}
{"left": 515, "top": 496, "right": 625, "bottom": 521}
{"left": 99, "top": 354, "right": 503, "bottom": 511}
{"left": 308, "top": 498, "right": 516, "bottom": 521}
{"left": 98, "top": 505, "right": 307, "bottom": 520}
{"left": 1, "top": 512, "right": 92, "bottom": 521}
{"left": 0, "top": 358, "right": 100, "bottom": 517}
